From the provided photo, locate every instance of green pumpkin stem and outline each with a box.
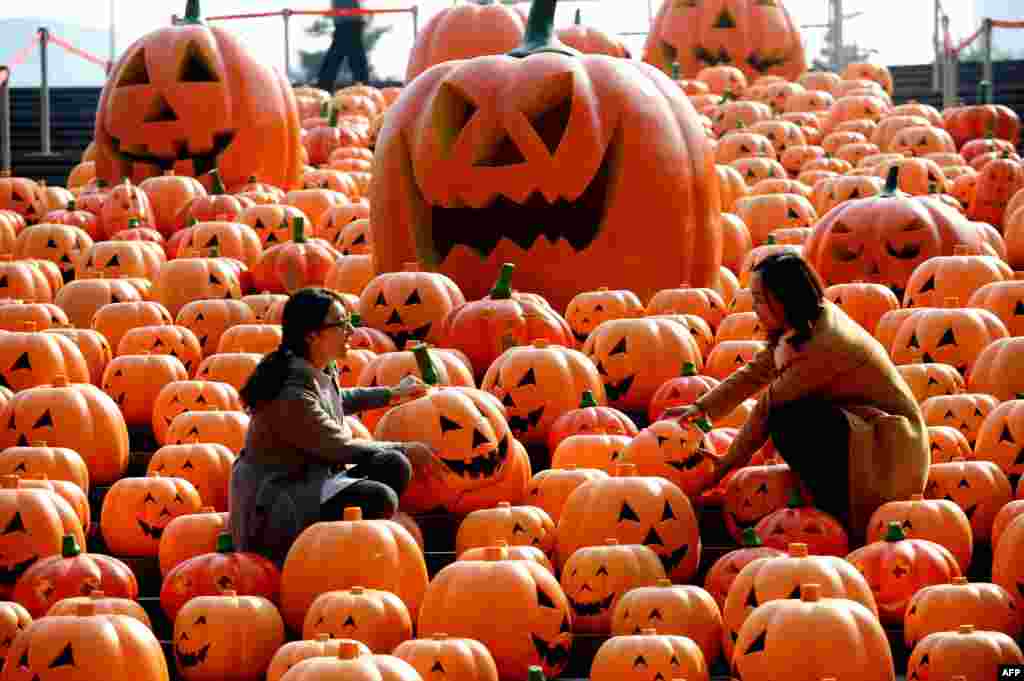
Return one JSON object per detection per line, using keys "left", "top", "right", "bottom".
{"left": 766, "top": 234, "right": 776, "bottom": 245}
{"left": 62, "top": 534, "right": 82, "bottom": 558}
{"left": 66, "top": 199, "right": 76, "bottom": 211}
{"left": 884, "top": 520, "right": 906, "bottom": 542}
{"left": 787, "top": 487, "right": 804, "bottom": 508}
{"left": 740, "top": 527, "right": 763, "bottom": 547}
{"left": 208, "top": 169, "right": 226, "bottom": 195}
{"left": 508, "top": 0, "right": 578, "bottom": 58}
{"left": 350, "top": 312, "right": 362, "bottom": 327}
{"left": 694, "top": 416, "right": 712, "bottom": 433}
{"left": 292, "top": 216, "right": 306, "bottom": 243}
{"left": 489, "top": 263, "right": 515, "bottom": 299}
{"left": 883, "top": 165, "right": 900, "bottom": 195}
{"left": 329, "top": 106, "right": 340, "bottom": 127}
{"left": 127, "top": 218, "right": 140, "bottom": 229}
{"left": 183, "top": 0, "right": 203, "bottom": 25}
{"left": 527, "top": 667, "right": 546, "bottom": 681}
{"left": 579, "top": 390, "right": 598, "bottom": 408}
{"left": 216, "top": 532, "right": 234, "bottom": 553}
{"left": 574, "top": 7, "right": 581, "bottom": 24}
{"left": 411, "top": 343, "right": 440, "bottom": 386}
{"left": 671, "top": 62, "right": 680, "bottom": 80}
{"left": 682, "top": 361, "right": 697, "bottom": 377}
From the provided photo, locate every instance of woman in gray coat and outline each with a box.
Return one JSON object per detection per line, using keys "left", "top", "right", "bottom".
{"left": 230, "top": 287, "right": 444, "bottom": 565}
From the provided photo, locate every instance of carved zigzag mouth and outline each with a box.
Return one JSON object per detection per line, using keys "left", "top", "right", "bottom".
{"left": 440, "top": 438, "right": 509, "bottom": 479}
{"left": 568, "top": 591, "right": 615, "bottom": 617}
{"left": 531, "top": 634, "right": 570, "bottom": 669}
{"left": 423, "top": 131, "right": 616, "bottom": 263}
{"left": 109, "top": 132, "right": 236, "bottom": 175}
{"left": 175, "top": 643, "right": 210, "bottom": 668}
{"left": 667, "top": 451, "right": 709, "bottom": 471}
{"left": 138, "top": 518, "right": 166, "bottom": 539}
{"left": 508, "top": 407, "right": 545, "bottom": 434}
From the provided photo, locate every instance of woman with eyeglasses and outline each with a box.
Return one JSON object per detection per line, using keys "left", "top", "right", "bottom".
{"left": 230, "top": 287, "right": 445, "bottom": 564}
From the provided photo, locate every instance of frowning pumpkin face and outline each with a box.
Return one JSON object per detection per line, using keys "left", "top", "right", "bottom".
{"left": 371, "top": 32, "right": 721, "bottom": 313}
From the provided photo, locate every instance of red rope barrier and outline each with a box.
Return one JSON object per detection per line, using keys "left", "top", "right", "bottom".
{"left": 945, "top": 16, "right": 1024, "bottom": 56}
{"left": 206, "top": 7, "right": 415, "bottom": 21}
{"left": 991, "top": 19, "right": 1024, "bottom": 29}
{"left": 47, "top": 34, "right": 111, "bottom": 71}
{"left": 1, "top": 34, "right": 42, "bottom": 74}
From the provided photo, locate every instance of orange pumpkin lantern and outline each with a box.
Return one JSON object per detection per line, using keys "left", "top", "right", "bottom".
{"left": 374, "top": 1, "right": 722, "bottom": 314}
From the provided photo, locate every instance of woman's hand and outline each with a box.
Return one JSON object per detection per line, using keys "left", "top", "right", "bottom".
{"left": 404, "top": 441, "right": 447, "bottom": 479}
{"left": 660, "top": 404, "right": 704, "bottom": 422}
{"left": 392, "top": 375, "right": 428, "bottom": 402}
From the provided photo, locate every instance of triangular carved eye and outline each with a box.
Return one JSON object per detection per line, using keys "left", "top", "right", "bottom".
{"left": 938, "top": 328, "right": 956, "bottom": 347}
{"left": 919, "top": 275, "right": 936, "bottom": 293}
{"left": 525, "top": 72, "right": 573, "bottom": 156}
{"left": 180, "top": 42, "right": 220, "bottom": 82}
{"left": 744, "top": 629, "right": 768, "bottom": 654}
{"left": 49, "top": 643, "right": 74, "bottom": 668}
{"left": 405, "top": 290, "right": 422, "bottom": 305}
{"left": 536, "top": 585, "right": 556, "bottom": 608}
{"left": 434, "top": 82, "right": 478, "bottom": 156}
{"left": 661, "top": 500, "right": 675, "bottom": 520}
{"left": 375, "top": 292, "right": 387, "bottom": 306}
{"left": 118, "top": 48, "right": 150, "bottom": 86}
{"left": 609, "top": 338, "right": 627, "bottom": 356}
{"left": 439, "top": 416, "right": 461, "bottom": 433}
{"left": 517, "top": 368, "right": 536, "bottom": 387}
{"left": 33, "top": 409, "right": 53, "bottom": 429}
{"left": 1000, "top": 425, "right": 1015, "bottom": 443}
{"left": 145, "top": 94, "right": 179, "bottom": 123}
{"left": 618, "top": 501, "right": 640, "bottom": 522}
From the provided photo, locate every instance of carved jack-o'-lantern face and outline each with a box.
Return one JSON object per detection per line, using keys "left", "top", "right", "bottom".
{"left": 0, "top": 601, "right": 31, "bottom": 670}
{"left": 890, "top": 308, "right": 1009, "bottom": 376}
{"left": 565, "top": 289, "right": 644, "bottom": 345}
{"left": 0, "top": 178, "right": 47, "bottom": 224}
{"left": 93, "top": 2, "right": 302, "bottom": 191}
{"left": 559, "top": 542, "right": 665, "bottom": 634}
{"left": 924, "top": 459, "right": 1013, "bottom": 541}
{"left": 372, "top": 25, "right": 721, "bottom": 313}
{"left": 804, "top": 171, "right": 982, "bottom": 298}
{"left": 644, "top": 0, "right": 807, "bottom": 81}
{"left": 557, "top": 473, "right": 702, "bottom": 582}
{"left": 100, "top": 476, "right": 202, "bottom": 557}
{"left": 723, "top": 464, "right": 798, "bottom": 541}
{"left": 357, "top": 270, "right": 464, "bottom": 349}
{"left": 624, "top": 420, "right": 717, "bottom": 497}
{"left": 920, "top": 393, "right": 999, "bottom": 447}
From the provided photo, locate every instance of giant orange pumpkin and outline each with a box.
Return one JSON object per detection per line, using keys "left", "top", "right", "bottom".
{"left": 643, "top": 0, "right": 807, "bottom": 82}
{"left": 372, "top": 0, "right": 721, "bottom": 314}
{"left": 93, "top": 0, "right": 303, "bottom": 191}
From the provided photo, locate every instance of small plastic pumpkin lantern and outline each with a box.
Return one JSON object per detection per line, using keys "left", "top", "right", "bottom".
{"left": 973, "top": 395, "right": 1024, "bottom": 490}
{"left": 546, "top": 390, "right": 638, "bottom": 452}
{"left": 906, "top": 625, "right": 1024, "bottom": 681}
{"left": 702, "top": 528, "right": 785, "bottom": 610}
{"left": 564, "top": 288, "right": 645, "bottom": 345}
{"left": 731, "top": 583, "right": 893, "bottom": 679}
{"left": 896, "top": 363, "right": 965, "bottom": 404}
{"left": 0, "top": 600, "right": 31, "bottom": 665}
{"left": 609, "top": 579, "right": 724, "bottom": 666}
{"left": 923, "top": 457, "right": 1013, "bottom": 541}
{"left": 392, "top": 634, "right": 499, "bottom": 681}
{"left": 904, "top": 577, "right": 1022, "bottom": 647}
{"left": 100, "top": 475, "right": 202, "bottom": 557}
{"left": 525, "top": 466, "right": 609, "bottom": 525}
{"left": 356, "top": 263, "right": 465, "bottom": 349}
{"left": 418, "top": 545, "right": 573, "bottom": 681}
{"left": 267, "top": 636, "right": 372, "bottom": 681}
{"left": 46, "top": 589, "right": 152, "bottom": 629}
{"left": 557, "top": 464, "right": 701, "bottom": 583}
{"left": 722, "top": 464, "right": 800, "bottom": 541}
{"left": 753, "top": 488, "right": 850, "bottom": 557}
{"left": 11, "top": 533, "right": 138, "bottom": 618}
{"left": 302, "top": 586, "right": 413, "bottom": 653}
{"left": 0, "top": 442, "right": 89, "bottom": 495}
{"left": 589, "top": 628, "right": 710, "bottom": 681}
{"left": 8, "top": 603, "right": 169, "bottom": 680}
{"left": 279, "top": 506, "right": 428, "bottom": 635}
{"left": 559, "top": 539, "right": 666, "bottom": 634}
{"left": 623, "top": 417, "right": 718, "bottom": 497}
{"left": 865, "top": 493, "right": 973, "bottom": 572}
{"left": 161, "top": 532, "right": 281, "bottom": 622}
{"left": 845, "top": 521, "right": 961, "bottom": 625}
{"left": 455, "top": 502, "right": 556, "bottom": 560}
{"left": 157, "top": 506, "right": 228, "bottom": 576}
{"left": 172, "top": 589, "right": 286, "bottom": 681}
{"left": 148, "top": 441, "right": 236, "bottom": 512}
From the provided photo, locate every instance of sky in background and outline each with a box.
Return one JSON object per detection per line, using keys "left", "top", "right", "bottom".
{"left": 2, "top": 0, "right": 986, "bottom": 83}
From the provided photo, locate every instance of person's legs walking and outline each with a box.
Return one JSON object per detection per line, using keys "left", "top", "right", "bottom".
{"left": 346, "top": 21, "right": 370, "bottom": 84}
{"left": 316, "top": 29, "right": 347, "bottom": 92}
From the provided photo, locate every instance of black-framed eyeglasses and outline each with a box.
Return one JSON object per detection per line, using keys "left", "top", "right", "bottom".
{"left": 321, "top": 320, "right": 354, "bottom": 332}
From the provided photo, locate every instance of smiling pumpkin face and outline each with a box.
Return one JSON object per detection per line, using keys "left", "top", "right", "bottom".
{"left": 173, "top": 592, "right": 285, "bottom": 679}
{"left": 93, "top": 2, "right": 302, "bottom": 192}
{"left": 99, "top": 475, "right": 202, "bottom": 557}
{"left": 722, "top": 464, "right": 798, "bottom": 541}
{"left": 923, "top": 459, "right": 1013, "bottom": 541}
{"left": 624, "top": 419, "right": 717, "bottom": 497}
{"left": 456, "top": 502, "right": 557, "bottom": 560}
{"left": 559, "top": 541, "right": 665, "bottom": 634}
{"left": 372, "top": 22, "right": 721, "bottom": 314}
{"left": 357, "top": 268, "right": 465, "bottom": 349}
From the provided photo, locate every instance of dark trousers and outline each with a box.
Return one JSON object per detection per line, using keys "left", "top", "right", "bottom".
{"left": 317, "top": 21, "right": 370, "bottom": 91}
{"left": 320, "top": 449, "right": 412, "bottom": 520}
{"left": 768, "top": 398, "right": 851, "bottom": 525}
